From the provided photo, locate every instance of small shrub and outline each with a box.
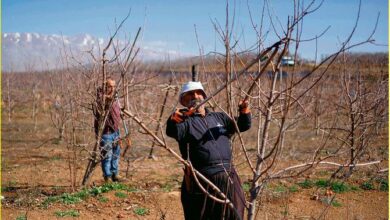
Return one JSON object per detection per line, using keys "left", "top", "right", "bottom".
{"left": 54, "top": 209, "right": 80, "bottom": 217}
{"left": 114, "top": 191, "right": 127, "bottom": 198}
{"left": 378, "top": 178, "right": 388, "bottom": 191}
{"left": 298, "top": 179, "right": 313, "bottom": 189}
{"left": 134, "top": 207, "right": 149, "bottom": 216}
{"left": 360, "top": 181, "right": 375, "bottom": 190}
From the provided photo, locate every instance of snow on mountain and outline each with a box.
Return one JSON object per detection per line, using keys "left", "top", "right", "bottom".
{"left": 2, "top": 32, "right": 103, "bottom": 72}
{"left": 2, "top": 32, "right": 189, "bottom": 72}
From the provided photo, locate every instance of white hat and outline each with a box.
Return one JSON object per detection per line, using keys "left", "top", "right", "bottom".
{"left": 179, "top": 81, "right": 207, "bottom": 105}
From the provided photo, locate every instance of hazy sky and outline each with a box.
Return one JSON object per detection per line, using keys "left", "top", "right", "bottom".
{"left": 3, "top": 0, "right": 388, "bottom": 59}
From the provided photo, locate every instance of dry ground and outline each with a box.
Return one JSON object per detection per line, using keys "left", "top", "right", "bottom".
{"left": 1, "top": 111, "right": 388, "bottom": 220}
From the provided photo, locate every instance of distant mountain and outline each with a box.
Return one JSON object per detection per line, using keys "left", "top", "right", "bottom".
{"left": 2, "top": 32, "right": 189, "bottom": 72}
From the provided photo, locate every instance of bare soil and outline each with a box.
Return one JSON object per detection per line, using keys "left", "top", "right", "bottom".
{"left": 2, "top": 115, "right": 388, "bottom": 220}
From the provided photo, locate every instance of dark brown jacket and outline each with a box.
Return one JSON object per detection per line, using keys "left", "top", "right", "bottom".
{"left": 93, "top": 88, "right": 121, "bottom": 135}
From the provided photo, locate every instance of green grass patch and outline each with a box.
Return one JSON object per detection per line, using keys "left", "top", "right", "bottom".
{"left": 2, "top": 181, "right": 17, "bottom": 192}
{"left": 114, "top": 191, "right": 127, "bottom": 198}
{"left": 320, "top": 197, "right": 342, "bottom": 207}
{"left": 50, "top": 155, "right": 62, "bottom": 161}
{"left": 89, "top": 182, "right": 130, "bottom": 195}
{"left": 330, "top": 182, "right": 349, "bottom": 193}
{"left": 41, "top": 182, "right": 136, "bottom": 208}
{"left": 16, "top": 215, "right": 27, "bottom": 220}
{"left": 98, "top": 196, "right": 109, "bottom": 203}
{"left": 360, "top": 181, "right": 375, "bottom": 190}
{"left": 288, "top": 185, "right": 299, "bottom": 193}
{"left": 314, "top": 179, "right": 350, "bottom": 193}
{"left": 51, "top": 186, "right": 63, "bottom": 191}
{"left": 280, "top": 210, "right": 288, "bottom": 216}
{"left": 297, "top": 179, "right": 313, "bottom": 189}
{"left": 41, "top": 196, "right": 60, "bottom": 208}
{"left": 58, "top": 193, "right": 83, "bottom": 204}
{"left": 162, "top": 183, "right": 173, "bottom": 192}
{"left": 378, "top": 178, "right": 388, "bottom": 191}
{"left": 315, "top": 179, "right": 330, "bottom": 188}
{"left": 134, "top": 207, "right": 149, "bottom": 216}
{"left": 297, "top": 179, "right": 355, "bottom": 193}
{"left": 126, "top": 186, "right": 138, "bottom": 192}
{"left": 331, "top": 200, "right": 342, "bottom": 207}
{"left": 52, "top": 138, "right": 62, "bottom": 145}
{"left": 73, "top": 189, "right": 90, "bottom": 200}
{"left": 274, "top": 185, "right": 287, "bottom": 193}
{"left": 349, "top": 185, "right": 360, "bottom": 191}
{"left": 242, "top": 182, "right": 251, "bottom": 192}
{"left": 55, "top": 209, "right": 80, "bottom": 217}
{"left": 42, "top": 192, "right": 83, "bottom": 207}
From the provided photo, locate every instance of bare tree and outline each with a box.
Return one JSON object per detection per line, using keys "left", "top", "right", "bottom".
{"left": 172, "top": 1, "right": 385, "bottom": 219}
{"left": 319, "top": 52, "right": 387, "bottom": 179}
{"left": 81, "top": 11, "right": 142, "bottom": 185}
{"left": 4, "top": 72, "right": 16, "bottom": 122}
{"left": 31, "top": 81, "right": 40, "bottom": 131}
{"left": 29, "top": 1, "right": 385, "bottom": 219}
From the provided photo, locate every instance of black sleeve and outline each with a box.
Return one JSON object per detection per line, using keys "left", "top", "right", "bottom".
{"left": 216, "top": 112, "right": 250, "bottom": 135}
{"left": 166, "top": 117, "right": 188, "bottom": 142}
{"left": 237, "top": 112, "right": 251, "bottom": 132}
{"left": 219, "top": 112, "right": 251, "bottom": 135}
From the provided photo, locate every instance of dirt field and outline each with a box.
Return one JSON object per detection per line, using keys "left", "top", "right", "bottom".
{"left": 1, "top": 107, "right": 388, "bottom": 220}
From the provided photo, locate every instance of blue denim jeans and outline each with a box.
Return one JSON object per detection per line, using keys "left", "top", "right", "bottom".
{"left": 100, "top": 131, "right": 121, "bottom": 178}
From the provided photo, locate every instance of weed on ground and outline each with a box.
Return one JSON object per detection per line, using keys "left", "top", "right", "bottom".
{"left": 41, "top": 182, "right": 136, "bottom": 208}
{"left": 54, "top": 209, "right": 80, "bottom": 217}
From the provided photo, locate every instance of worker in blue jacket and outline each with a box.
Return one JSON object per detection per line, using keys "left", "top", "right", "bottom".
{"left": 166, "top": 81, "right": 251, "bottom": 220}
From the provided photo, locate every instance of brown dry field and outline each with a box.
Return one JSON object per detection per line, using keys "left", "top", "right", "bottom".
{"left": 2, "top": 96, "right": 389, "bottom": 220}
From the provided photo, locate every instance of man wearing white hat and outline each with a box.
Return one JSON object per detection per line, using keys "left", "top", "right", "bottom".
{"left": 166, "top": 81, "right": 251, "bottom": 220}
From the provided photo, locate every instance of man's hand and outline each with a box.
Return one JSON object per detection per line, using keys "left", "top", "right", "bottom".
{"left": 238, "top": 100, "right": 250, "bottom": 114}
{"left": 170, "top": 108, "right": 195, "bottom": 123}
{"left": 117, "top": 136, "right": 130, "bottom": 148}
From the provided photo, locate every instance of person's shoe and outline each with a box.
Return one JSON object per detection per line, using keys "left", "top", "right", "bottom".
{"left": 104, "top": 176, "right": 112, "bottom": 183}
{"left": 112, "top": 174, "right": 124, "bottom": 182}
